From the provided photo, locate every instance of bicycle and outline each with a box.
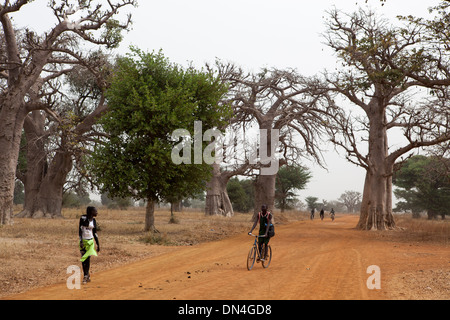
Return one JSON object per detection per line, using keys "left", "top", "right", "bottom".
{"left": 247, "top": 233, "right": 272, "bottom": 270}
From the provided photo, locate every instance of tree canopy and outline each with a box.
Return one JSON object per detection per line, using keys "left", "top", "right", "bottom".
{"left": 88, "top": 48, "right": 231, "bottom": 231}
{"left": 305, "top": 196, "right": 319, "bottom": 211}
{"left": 0, "top": 0, "right": 136, "bottom": 225}
{"left": 323, "top": 6, "right": 450, "bottom": 229}
{"left": 393, "top": 155, "right": 450, "bottom": 219}
{"left": 226, "top": 177, "right": 254, "bottom": 213}
{"left": 275, "top": 165, "right": 311, "bottom": 212}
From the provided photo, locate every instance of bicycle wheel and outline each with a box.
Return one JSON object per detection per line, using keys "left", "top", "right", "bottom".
{"left": 247, "top": 245, "right": 257, "bottom": 270}
{"left": 262, "top": 244, "right": 272, "bottom": 268}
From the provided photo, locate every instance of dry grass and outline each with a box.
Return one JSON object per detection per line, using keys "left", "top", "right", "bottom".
{"left": 2, "top": 207, "right": 447, "bottom": 298}
{"left": 394, "top": 214, "right": 450, "bottom": 244}
{"left": 0, "top": 206, "right": 307, "bottom": 298}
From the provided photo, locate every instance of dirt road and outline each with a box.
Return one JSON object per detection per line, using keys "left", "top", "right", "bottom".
{"left": 4, "top": 215, "right": 449, "bottom": 300}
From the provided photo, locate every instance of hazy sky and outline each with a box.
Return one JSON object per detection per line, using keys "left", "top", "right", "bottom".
{"left": 11, "top": 1, "right": 437, "bottom": 204}
{"left": 115, "top": 0, "right": 434, "bottom": 203}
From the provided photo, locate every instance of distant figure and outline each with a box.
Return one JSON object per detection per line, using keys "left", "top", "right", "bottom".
{"left": 310, "top": 208, "right": 315, "bottom": 220}
{"left": 320, "top": 208, "right": 325, "bottom": 220}
{"left": 330, "top": 208, "right": 335, "bottom": 221}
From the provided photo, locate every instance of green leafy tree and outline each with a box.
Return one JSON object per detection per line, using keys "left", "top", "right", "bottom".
{"left": 241, "top": 179, "right": 255, "bottom": 211}
{"left": 275, "top": 165, "right": 311, "bottom": 212}
{"left": 227, "top": 177, "right": 254, "bottom": 213}
{"left": 393, "top": 155, "right": 450, "bottom": 219}
{"left": 305, "top": 196, "right": 319, "bottom": 211}
{"left": 88, "top": 49, "right": 231, "bottom": 232}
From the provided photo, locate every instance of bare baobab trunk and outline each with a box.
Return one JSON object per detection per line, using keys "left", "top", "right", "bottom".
{"left": 0, "top": 100, "right": 28, "bottom": 225}
{"left": 17, "top": 151, "right": 72, "bottom": 219}
{"left": 325, "top": 7, "right": 450, "bottom": 231}
{"left": 357, "top": 109, "right": 395, "bottom": 230}
{"left": 357, "top": 172, "right": 371, "bottom": 229}
{"left": 205, "top": 163, "right": 233, "bottom": 216}
{"left": 253, "top": 120, "right": 279, "bottom": 219}
{"left": 0, "top": 12, "right": 52, "bottom": 225}
{"left": 253, "top": 173, "right": 276, "bottom": 217}
{"left": 16, "top": 103, "right": 107, "bottom": 219}
{"left": 4, "top": 108, "right": 72, "bottom": 221}
{"left": 0, "top": 1, "right": 134, "bottom": 225}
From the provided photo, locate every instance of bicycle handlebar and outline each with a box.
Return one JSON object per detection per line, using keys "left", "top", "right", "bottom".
{"left": 248, "top": 233, "right": 266, "bottom": 238}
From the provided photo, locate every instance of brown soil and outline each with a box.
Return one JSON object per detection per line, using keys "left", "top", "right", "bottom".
{"left": 1, "top": 211, "right": 449, "bottom": 300}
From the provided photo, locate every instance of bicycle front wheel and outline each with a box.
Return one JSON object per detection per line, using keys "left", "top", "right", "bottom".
{"left": 247, "top": 245, "right": 257, "bottom": 271}
{"left": 262, "top": 244, "right": 272, "bottom": 268}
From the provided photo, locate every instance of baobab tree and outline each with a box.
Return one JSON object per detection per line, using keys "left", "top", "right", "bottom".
{"left": 323, "top": 8, "right": 450, "bottom": 230}
{"left": 0, "top": 0, "right": 135, "bottom": 225}
{"left": 212, "top": 61, "right": 336, "bottom": 216}
{"left": 16, "top": 57, "right": 110, "bottom": 218}
{"left": 203, "top": 122, "right": 261, "bottom": 216}
{"left": 204, "top": 162, "right": 255, "bottom": 217}
{"left": 339, "top": 190, "right": 362, "bottom": 213}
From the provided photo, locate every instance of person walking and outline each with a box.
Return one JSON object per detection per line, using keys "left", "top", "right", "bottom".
{"left": 79, "top": 206, "right": 100, "bottom": 284}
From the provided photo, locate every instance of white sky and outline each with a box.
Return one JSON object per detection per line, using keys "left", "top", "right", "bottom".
{"left": 116, "top": 0, "right": 435, "bottom": 204}
{"left": 11, "top": 0, "right": 438, "bottom": 204}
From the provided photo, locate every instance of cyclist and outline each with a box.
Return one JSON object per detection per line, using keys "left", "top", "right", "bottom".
{"left": 248, "top": 204, "right": 273, "bottom": 262}
{"left": 310, "top": 208, "right": 315, "bottom": 220}
{"left": 330, "top": 208, "right": 335, "bottom": 221}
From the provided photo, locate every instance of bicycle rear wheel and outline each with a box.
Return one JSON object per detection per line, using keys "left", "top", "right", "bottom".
{"left": 247, "top": 246, "right": 257, "bottom": 270}
{"left": 262, "top": 244, "right": 272, "bottom": 268}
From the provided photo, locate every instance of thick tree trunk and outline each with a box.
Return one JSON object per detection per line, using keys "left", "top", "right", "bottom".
{"left": 0, "top": 12, "right": 56, "bottom": 225}
{"left": 253, "top": 173, "right": 276, "bottom": 221}
{"left": 205, "top": 163, "right": 233, "bottom": 217}
{"left": 358, "top": 168, "right": 396, "bottom": 230}
{"left": 19, "top": 113, "right": 47, "bottom": 213}
{"left": 357, "top": 172, "right": 371, "bottom": 229}
{"left": 17, "top": 114, "right": 73, "bottom": 219}
{"left": 18, "top": 151, "right": 73, "bottom": 219}
{"left": 0, "top": 100, "right": 27, "bottom": 225}
{"left": 16, "top": 102, "right": 108, "bottom": 219}
{"left": 357, "top": 108, "right": 395, "bottom": 230}
{"left": 252, "top": 120, "right": 278, "bottom": 220}
{"left": 385, "top": 174, "right": 395, "bottom": 227}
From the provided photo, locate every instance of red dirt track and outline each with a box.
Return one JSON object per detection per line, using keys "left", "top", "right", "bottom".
{"left": 3, "top": 215, "right": 449, "bottom": 300}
